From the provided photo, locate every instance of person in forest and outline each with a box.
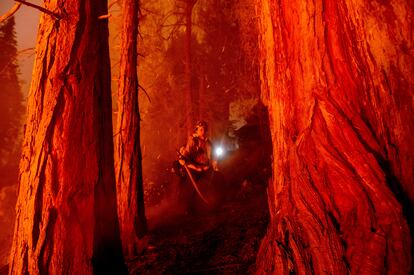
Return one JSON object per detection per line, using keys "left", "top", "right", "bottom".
{"left": 178, "top": 120, "right": 216, "bottom": 173}
{"left": 171, "top": 120, "right": 219, "bottom": 213}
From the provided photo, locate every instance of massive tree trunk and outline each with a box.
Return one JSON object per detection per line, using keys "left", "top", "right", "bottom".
{"left": 256, "top": 0, "right": 413, "bottom": 274}
{"left": 8, "top": 1, "right": 126, "bottom": 274}
{"left": 116, "top": 0, "right": 147, "bottom": 257}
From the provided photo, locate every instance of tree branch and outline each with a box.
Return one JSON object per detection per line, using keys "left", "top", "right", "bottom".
{"left": 138, "top": 84, "right": 151, "bottom": 103}
{"left": 14, "top": 0, "right": 61, "bottom": 19}
{"left": 0, "top": 3, "right": 21, "bottom": 23}
{"left": 98, "top": 14, "right": 112, "bottom": 19}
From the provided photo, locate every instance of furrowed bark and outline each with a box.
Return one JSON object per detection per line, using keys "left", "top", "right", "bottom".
{"left": 255, "top": 0, "right": 413, "bottom": 274}
{"left": 8, "top": 0, "right": 126, "bottom": 274}
{"left": 116, "top": 0, "right": 147, "bottom": 257}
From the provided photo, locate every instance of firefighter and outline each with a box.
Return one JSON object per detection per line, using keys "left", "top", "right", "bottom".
{"left": 172, "top": 121, "right": 218, "bottom": 213}
{"left": 178, "top": 120, "right": 214, "bottom": 173}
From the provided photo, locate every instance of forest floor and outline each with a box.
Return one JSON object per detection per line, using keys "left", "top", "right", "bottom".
{"left": 128, "top": 180, "right": 269, "bottom": 275}
{"left": 0, "top": 183, "right": 269, "bottom": 275}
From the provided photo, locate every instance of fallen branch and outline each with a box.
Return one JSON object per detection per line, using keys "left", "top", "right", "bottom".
{"left": 0, "top": 3, "right": 21, "bottom": 23}
{"left": 14, "top": 0, "right": 61, "bottom": 19}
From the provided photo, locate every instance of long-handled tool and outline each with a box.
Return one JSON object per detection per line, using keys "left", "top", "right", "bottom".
{"left": 176, "top": 150, "right": 210, "bottom": 205}
{"left": 182, "top": 164, "right": 210, "bottom": 205}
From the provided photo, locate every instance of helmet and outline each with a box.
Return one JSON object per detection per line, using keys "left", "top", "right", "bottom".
{"left": 194, "top": 120, "right": 208, "bottom": 132}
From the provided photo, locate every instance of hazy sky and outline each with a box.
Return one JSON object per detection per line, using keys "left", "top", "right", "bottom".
{"left": 1, "top": 1, "right": 40, "bottom": 96}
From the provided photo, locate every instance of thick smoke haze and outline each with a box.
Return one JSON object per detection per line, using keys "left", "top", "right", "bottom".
{"left": 0, "top": 0, "right": 39, "bottom": 95}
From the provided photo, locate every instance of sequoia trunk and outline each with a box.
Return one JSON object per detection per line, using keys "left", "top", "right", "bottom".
{"left": 256, "top": 0, "right": 413, "bottom": 274}
{"left": 116, "top": 0, "right": 147, "bottom": 257}
{"left": 8, "top": 1, "right": 126, "bottom": 274}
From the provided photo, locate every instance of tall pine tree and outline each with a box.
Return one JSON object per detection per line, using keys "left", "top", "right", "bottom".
{"left": 0, "top": 16, "right": 24, "bottom": 188}
{"left": 0, "top": 16, "right": 24, "bottom": 268}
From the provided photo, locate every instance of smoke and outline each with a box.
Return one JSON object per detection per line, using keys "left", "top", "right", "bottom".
{"left": 0, "top": 184, "right": 16, "bottom": 267}
{"left": 145, "top": 177, "right": 188, "bottom": 230}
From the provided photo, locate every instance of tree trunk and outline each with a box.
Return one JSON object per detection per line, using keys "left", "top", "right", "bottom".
{"left": 198, "top": 68, "right": 205, "bottom": 120}
{"left": 184, "top": 0, "right": 196, "bottom": 135}
{"left": 255, "top": 0, "right": 413, "bottom": 274}
{"left": 116, "top": 0, "right": 147, "bottom": 257}
{"left": 8, "top": 1, "right": 126, "bottom": 274}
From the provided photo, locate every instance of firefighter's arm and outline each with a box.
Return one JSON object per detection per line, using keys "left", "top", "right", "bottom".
{"left": 178, "top": 136, "right": 196, "bottom": 166}
{"left": 178, "top": 158, "right": 201, "bottom": 171}
{"left": 187, "top": 163, "right": 203, "bottom": 172}
{"left": 184, "top": 136, "right": 195, "bottom": 155}
{"left": 179, "top": 154, "right": 202, "bottom": 171}
{"left": 178, "top": 146, "right": 186, "bottom": 166}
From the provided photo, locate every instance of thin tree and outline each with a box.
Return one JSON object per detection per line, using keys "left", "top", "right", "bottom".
{"left": 183, "top": 0, "right": 197, "bottom": 134}
{"left": 8, "top": 1, "right": 126, "bottom": 274}
{"left": 116, "top": 0, "right": 147, "bottom": 257}
{"left": 255, "top": 0, "right": 413, "bottom": 274}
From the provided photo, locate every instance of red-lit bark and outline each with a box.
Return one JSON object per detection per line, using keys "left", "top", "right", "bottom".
{"left": 8, "top": 1, "right": 126, "bottom": 274}
{"left": 115, "top": 0, "right": 147, "bottom": 257}
{"left": 256, "top": 0, "right": 413, "bottom": 274}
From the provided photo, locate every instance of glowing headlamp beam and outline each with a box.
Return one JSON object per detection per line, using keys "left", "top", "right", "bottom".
{"left": 215, "top": 146, "right": 224, "bottom": 157}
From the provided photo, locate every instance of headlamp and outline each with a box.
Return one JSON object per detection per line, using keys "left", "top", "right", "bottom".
{"left": 215, "top": 146, "right": 224, "bottom": 157}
